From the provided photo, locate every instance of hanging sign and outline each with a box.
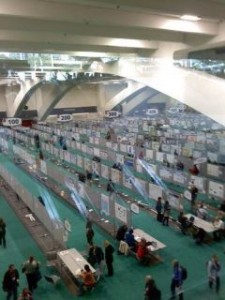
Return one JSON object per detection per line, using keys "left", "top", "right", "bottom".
{"left": 2, "top": 118, "right": 22, "bottom": 127}
{"left": 57, "top": 114, "right": 72, "bottom": 122}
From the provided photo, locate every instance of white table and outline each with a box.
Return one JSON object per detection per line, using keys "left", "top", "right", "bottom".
{"left": 185, "top": 214, "right": 217, "bottom": 234}
{"left": 57, "top": 248, "right": 96, "bottom": 278}
{"left": 133, "top": 228, "right": 166, "bottom": 252}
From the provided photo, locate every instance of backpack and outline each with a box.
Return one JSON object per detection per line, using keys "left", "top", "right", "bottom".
{"left": 181, "top": 266, "right": 188, "bottom": 280}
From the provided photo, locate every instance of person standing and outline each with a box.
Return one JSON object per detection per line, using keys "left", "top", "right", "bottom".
{"left": 162, "top": 200, "right": 171, "bottom": 226}
{"left": 207, "top": 254, "right": 221, "bottom": 294}
{"left": 155, "top": 197, "right": 163, "bottom": 222}
{"left": 170, "top": 260, "right": 183, "bottom": 300}
{"left": 0, "top": 218, "right": 6, "bottom": 248}
{"left": 190, "top": 182, "right": 198, "bottom": 212}
{"left": 2, "top": 264, "right": 19, "bottom": 300}
{"left": 104, "top": 240, "right": 115, "bottom": 276}
{"left": 144, "top": 275, "right": 161, "bottom": 300}
{"left": 22, "top": 256, "right": 40, "bottom": 292}
{"left": 86, "top": 226, "right": 95, "bottom": 245}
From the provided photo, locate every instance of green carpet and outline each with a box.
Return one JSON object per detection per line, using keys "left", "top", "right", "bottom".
{"left": 0, "top": 154, "right": 225, "bottom": 299}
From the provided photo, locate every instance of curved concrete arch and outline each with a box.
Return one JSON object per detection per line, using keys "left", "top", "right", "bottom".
{"left": 8, "top": 77, "right": 42, "bottom": 117}
{"left": 14, "top": 80, "right": 44, "bottom": 117}
{"left": 38, "top": 80, "right": 77, "bottom": 121}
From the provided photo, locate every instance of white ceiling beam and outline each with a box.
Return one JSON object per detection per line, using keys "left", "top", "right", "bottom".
{"left": 0, "top": 16, "right": 186, "bottom": 43}
{"left": 0, "top": 0, "right": 218, "bottom": 35}
{"left": 0, "top": 30, "right": 159, "bottom": 50}
{"left": 59, "top": 0, "right": 225, "bottom": 20}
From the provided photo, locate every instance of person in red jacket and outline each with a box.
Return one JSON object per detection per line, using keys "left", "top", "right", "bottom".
{"left": 136, "top": 238, "right": 151, "bottom": 265}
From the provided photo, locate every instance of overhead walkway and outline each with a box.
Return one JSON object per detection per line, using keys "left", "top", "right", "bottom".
{"left": 101, "top": 61, "right": 225, "bottom": 127}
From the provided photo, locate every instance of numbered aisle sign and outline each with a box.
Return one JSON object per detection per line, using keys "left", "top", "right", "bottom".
{"left": 2, "top": 118, "right": 22, "bottom": 127}
{"left": 104, "top": 111, "right": 121, "bottom": 118}
{"left": 57, "top": 114, "right": 72, "bottom": 122}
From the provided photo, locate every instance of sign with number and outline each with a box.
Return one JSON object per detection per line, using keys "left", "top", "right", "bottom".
{"left": 57, "top": 114, "right": 72, "bottom": 122}
{"left": 2, "top": 118, "right": 21, "bottom": 127}
{"left": 104, "top": 111, "right": 121, "bottom": 118}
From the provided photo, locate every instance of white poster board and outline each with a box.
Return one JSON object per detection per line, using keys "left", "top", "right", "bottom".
{"left": 101, "top": 194, "right": 110, "bottom": 216}
{"left": 208, "top": 181, "right": 224, "bottom": 198}
{"left": 149, "top": 183, "right": 163, "bottom": 201}
{"left": 115, "top": 203, "right": 128, "bottom": 223}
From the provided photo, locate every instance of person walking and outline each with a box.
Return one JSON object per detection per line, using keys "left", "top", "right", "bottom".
{"left": 2, "top": 264, "right": 19, "bottom": 300}
{"left": 22, "top": 256, "right": 41, "bottom": 292}
{"left": 0, "top": 217, "right": 6, "bottom": 248}
{"left": 104, "top": 240, "right": 115, "bottom": 276}
{"left": 170, "top": 260, "right": 184, "bottom": 300}
{"left": 207, "top": 254, "right": 221, "bottom": 294}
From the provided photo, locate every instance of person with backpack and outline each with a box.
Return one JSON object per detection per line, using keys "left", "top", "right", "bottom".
{"left": 207, "top": 254, "right": 221, "bottom": 294}
{"left": 170, "top": 260, "right": 185, "bottom": 300}
{"left": 144, "top": 275, "right": 161, "bottom": 300}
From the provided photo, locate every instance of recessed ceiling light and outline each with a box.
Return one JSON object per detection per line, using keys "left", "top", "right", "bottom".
{"left": 180, "top": 15, "right": 201, "bottom": 21}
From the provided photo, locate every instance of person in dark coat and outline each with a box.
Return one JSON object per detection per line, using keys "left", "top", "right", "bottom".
{"left": 155, "top": 197, "right": 163, "bottom": 222}
{"left": 2, "top": 264, "right": 19, "bottom": 300}
{"left": 0, "top": 218, "right": 6, "bottom": 248}
{"left": 104, "top": 240, "right": 115, "bottom": 276}
{"left": 144, "top": 275, "right": 161, "bottom": 300}
{"left": 86, "top": 227, "right": 95, "bottom": 245}
{"left": 116, "top": 224, "right": 128, "bottom": 242}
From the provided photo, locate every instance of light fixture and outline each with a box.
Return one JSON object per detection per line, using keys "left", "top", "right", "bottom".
{"left": 180, "top": 15, "right": 201, "bottom": 21}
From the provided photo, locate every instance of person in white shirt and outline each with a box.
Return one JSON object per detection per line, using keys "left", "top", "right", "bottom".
{"left": 196, "top": 203, "right": 208, "bottom": 220}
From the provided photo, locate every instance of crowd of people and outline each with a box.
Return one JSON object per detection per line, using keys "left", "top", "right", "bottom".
{"left": 2, "top": 255, "right": 40, "bottom": 300}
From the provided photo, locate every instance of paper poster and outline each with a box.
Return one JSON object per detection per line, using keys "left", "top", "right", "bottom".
{"left": 112, "top": 143, "right": 118, "bottom": 151}
{"left": 94, "top": 147, "right": 100, "bottom": 157}
{"left": 173, "top": 172, "right": 186, "bottom": 185}
{"left": 149, "top": 183, "right": 162, "bottom": 201}
{"left": 116, "top": 153, "right": 124, "bottom": 165}
{"left": 40, "top": 160, "right": 47, "bottom": 175}
{"left": 190, "top": 176, "right": 206, "bottom": 193}
{"left": 207, "top": 164, "right": 221, "bottom": 177}
{"left": 159, "top": 168, "right": 173, "bottom": 181}
{"left": 92, "top": 161, "right": 100, "bottom": 177}
{"left": 115, "top": 203, "right": 127, "bottom": 223}
{"left": 145, "top": 149, "right": 154, "bottom": 160}
{"left": 123, "top": 173, "right": 133, "bottom": 189}
{"left": 111, "top": 168, "right": 121, "bottom": 183}
{"left": 64, "top": 151, "right": 71, "bottom": 163}
{"left": 127, "top": 145, "right": 134, "bottom": 155}
{"left": 156, "top": 152, "right": 164, "bottom": 162}
{"left": 166, "top": 154, "right": 175, "bottom": 164}
{"left": 101, "top": 194, "right": 110, "bottom": 216}
{"left": 100, "top": 150, "right": 108, "bottom": 160}
{"left": 84, "top": 158, "right": 91, "bottom": 171}
{"left": 77, "top": 182, "right": 85, "bottom": 198}
{"left": 101, "top": 164, "right": 109, "bottom": 179}
{"left": 120, "top": 144, "right": 127, "bottom": 153}
{"left": 209, "top": 181, "right": 224, "bottom": 198}
{"left": 70, "top": 154, "right": 77, "bottom": 165}
{"left": 77, "top": 155, "right": 83, "bottom": 168}
{"left": 81, "top": 143, "right": 87, "bottom": 153}
{"left": 167, "top": 192, "right": 181, "bottom": 209}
